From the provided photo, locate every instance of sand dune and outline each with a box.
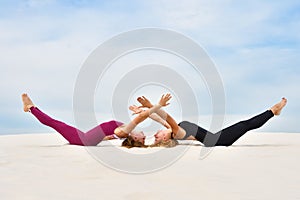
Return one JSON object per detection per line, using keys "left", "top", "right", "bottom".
{"left": 0, "top": 132, "right": 299, "bottom": 200}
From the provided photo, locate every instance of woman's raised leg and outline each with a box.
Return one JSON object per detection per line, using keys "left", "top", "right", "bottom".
{"left": 29, "top": 106, "right": 85, "bottom": 145}
{"left": 189, "top": 98, "right": 287, "bottom": 146}
{"left": 212, "top": 98, "right": 287, "bottom": 146}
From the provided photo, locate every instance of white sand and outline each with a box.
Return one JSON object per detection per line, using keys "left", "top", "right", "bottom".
{"left": 0, "top": 132, "right": 299, "bottom": 200}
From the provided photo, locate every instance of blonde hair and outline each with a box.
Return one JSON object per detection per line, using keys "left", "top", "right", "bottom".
{"left": 150, "top": 139, "right": 178, "bottom": 148}
{"left": 121, "top": 136, "right": 148, "bottom": 148}
{"left": 121, "top": 136, "right": 178, "bottom": 148}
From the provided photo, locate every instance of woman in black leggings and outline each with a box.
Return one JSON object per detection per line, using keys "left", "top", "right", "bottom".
{"left": 132, "top": 95, "right": 287, "bottom": 147}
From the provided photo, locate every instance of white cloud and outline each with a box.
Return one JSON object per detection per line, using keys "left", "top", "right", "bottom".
{"left": 142, "top": 0, "right": 300, "bottom": 48}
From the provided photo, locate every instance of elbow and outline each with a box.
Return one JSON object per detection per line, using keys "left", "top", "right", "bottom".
{"left": 173, "top": 127, "right": 179, "bottom": 135}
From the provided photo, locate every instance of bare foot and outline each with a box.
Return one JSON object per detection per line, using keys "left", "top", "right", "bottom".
{"left": 22, "top": 93, "right": 35, "bottom": 112}
{"left": 270, "top": 97, "right": 287, "bottom": 115}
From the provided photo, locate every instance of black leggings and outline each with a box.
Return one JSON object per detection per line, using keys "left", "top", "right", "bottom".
{"left": 178, "top": 110, "right": 274, "bottom": 146}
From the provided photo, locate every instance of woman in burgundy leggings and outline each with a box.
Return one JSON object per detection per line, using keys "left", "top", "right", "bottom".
{"left": 22, "top": 93, "right": 172, "bottom": 146}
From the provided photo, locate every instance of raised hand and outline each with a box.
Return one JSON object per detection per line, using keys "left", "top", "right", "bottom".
{"left": 129, "top": 105, "right": 143, "bottom": 115}
{"left": 137, "top": 96, "right": 153, "bottom": 108}
{"left": 158, "top": 93, "right": 172, "bottom": 107}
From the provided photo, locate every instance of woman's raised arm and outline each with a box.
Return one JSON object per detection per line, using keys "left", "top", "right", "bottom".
{"left": 114, "top": 94, "right": 172, "bottom": 137}
{"left": 137, "top": 94, "right": 181, "bottom": 137}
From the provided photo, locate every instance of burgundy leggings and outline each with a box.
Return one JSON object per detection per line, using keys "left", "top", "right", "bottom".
{"left": 30, "top": 107, "right": 123, "bottom": 146}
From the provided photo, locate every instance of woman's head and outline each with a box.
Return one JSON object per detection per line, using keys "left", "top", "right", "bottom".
{"left": 122, "top": 135, "right": 178, "bottom": 148}
{"left": 130, "top": 131, "right": 146, "bottom": 144}
{"left": 154, "top": 129, "right": 172, "bottom": 144}
{"left": 122, "top": 135, "right": 148, "bottom": 148}
{"left": 121, "top": 129, "right": 178, "bottom": 148}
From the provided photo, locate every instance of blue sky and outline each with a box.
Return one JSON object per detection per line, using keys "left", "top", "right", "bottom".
{"left": 1, "top": 0, "right": 300, "bottom": 135}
